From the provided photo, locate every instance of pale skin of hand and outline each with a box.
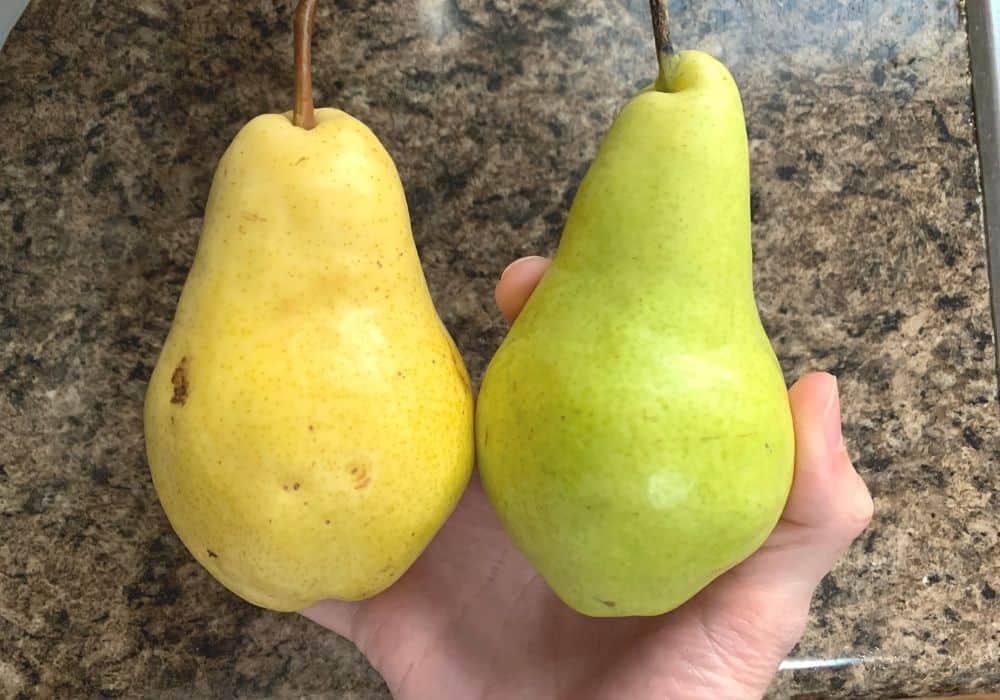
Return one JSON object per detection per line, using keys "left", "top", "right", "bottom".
{"left": 304, "top": 256, "right": 875, "bottom": 700}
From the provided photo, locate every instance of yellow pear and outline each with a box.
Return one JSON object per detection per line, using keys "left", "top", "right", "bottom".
{"left": 144, "top": 1, "right": 473, "bottom": 611}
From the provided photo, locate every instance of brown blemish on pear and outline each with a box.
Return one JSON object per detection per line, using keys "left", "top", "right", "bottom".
{"left": 170, "top": 356, "right": 190, "bottom": 406}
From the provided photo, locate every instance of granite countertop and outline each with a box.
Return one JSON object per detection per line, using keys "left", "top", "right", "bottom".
{"left": 1, "top": 1, "right": 998, "bottom": 697}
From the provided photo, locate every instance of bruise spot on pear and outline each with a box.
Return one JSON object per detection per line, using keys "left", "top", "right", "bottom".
{"left": 171, "top": 357, "right": 190, "bottom": 406}
{"left": 350, "top": 460, "right": 372, "bottom": 490}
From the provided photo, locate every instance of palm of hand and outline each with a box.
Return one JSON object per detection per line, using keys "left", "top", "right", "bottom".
{"left": 304, "top": 259, "right": 873, "bottom": 700}
{"left": 308, "top": 466, "right": 859, "bottom": 700}
{"left": 318, "top": 477, "right": 790, "bottom": 699}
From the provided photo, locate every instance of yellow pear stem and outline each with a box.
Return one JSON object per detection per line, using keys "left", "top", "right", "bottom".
{"left": 294, "top": 0, "right": 319, "bottom": 130}
{"left": 649, "top": 0, "right": 675, "bottom": 92}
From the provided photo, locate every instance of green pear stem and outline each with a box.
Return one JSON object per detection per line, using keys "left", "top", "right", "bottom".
{"left": 649, "top": 0, "right": 675, "bottom": 92}
{"left": 294, "top": 0, "right": 319, "bottom": 130}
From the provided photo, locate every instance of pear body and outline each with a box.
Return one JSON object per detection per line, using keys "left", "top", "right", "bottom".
{"left": 145, "top": 109, "right": 473, "bottom": 611}
{"left": 476, "top": 52, "right": 794, "bottom": 617}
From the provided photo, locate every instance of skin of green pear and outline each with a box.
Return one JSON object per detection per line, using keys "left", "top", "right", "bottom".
{"left": 145, "top": 108, "right": 474, "bottom": 612}
{"left": 476, "top": 51, "right": 795, "bottom": 618}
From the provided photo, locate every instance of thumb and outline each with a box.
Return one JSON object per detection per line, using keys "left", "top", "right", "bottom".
{"left": 495, "top": 256, "right": 551, "bottom": 323}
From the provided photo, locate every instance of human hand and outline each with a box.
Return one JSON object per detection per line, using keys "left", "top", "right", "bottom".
{"left": 304, "top": 256, "right": 874, "bottom": 700}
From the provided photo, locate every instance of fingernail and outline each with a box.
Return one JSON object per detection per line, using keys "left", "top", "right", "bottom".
{"left": 500, "top": 259, "right": 522, "bottom": 280}
{"left": 500, "top": 256, "right": 542, "bottom": 280}
{"left": 823, "top": 376, "right": 844, "bottom": 456}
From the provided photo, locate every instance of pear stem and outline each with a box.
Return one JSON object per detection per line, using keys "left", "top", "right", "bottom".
{"left": 649, "top": 0, "right": 674, "bottom": 58}
{"left": 293, "top": 0, "right": 319, "bottom": 130}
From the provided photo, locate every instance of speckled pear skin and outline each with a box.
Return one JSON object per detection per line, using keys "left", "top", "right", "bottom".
{"left": 144, "top": 108, "right": 474, "bottom": 612}
{"left": 476, "top": 52, "right": 795, "bottom": 618}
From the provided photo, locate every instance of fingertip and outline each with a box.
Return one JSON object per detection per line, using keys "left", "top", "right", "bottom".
{"left": 788, "top": 371, "right": 837, "bottom": 407}
{"left": 500, "top": 255, "right": 543, "bottom": 280}
{"left": 495, "top": 256, "right": 551, "bottom": 323}
{"left": 787, "top": 372, "right": 839, "bottom": 468}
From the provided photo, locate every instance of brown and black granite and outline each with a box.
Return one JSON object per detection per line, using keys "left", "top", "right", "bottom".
{"left": 1, "top": 0, "right": 997, "bottom": 697}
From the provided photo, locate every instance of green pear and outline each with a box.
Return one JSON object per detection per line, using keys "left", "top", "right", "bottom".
{"left": 476, "top": 48, "right": 795, "bottom": 617}
{"left": 144, "top": 2, "right": 473, "bottom": 611}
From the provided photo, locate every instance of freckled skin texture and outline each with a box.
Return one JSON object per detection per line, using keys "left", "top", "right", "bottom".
{"left": 476, "top": 52, "right": 795, "bottom": 618}
{"left": 144, "top": 109, "right": 474, "bottom": 612}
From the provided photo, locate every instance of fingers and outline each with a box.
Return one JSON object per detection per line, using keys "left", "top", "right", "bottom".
{"left": 494, "top": 256, "right": 551, "bottom": 323}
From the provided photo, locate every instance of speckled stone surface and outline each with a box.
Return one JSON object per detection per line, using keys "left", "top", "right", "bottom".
{"left": 1, "top": 0, "right": 997, "bottom": 697}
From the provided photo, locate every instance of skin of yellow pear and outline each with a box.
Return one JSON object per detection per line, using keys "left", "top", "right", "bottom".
{"left": 144, "top": 108, "right": 474, "bottom": 612}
